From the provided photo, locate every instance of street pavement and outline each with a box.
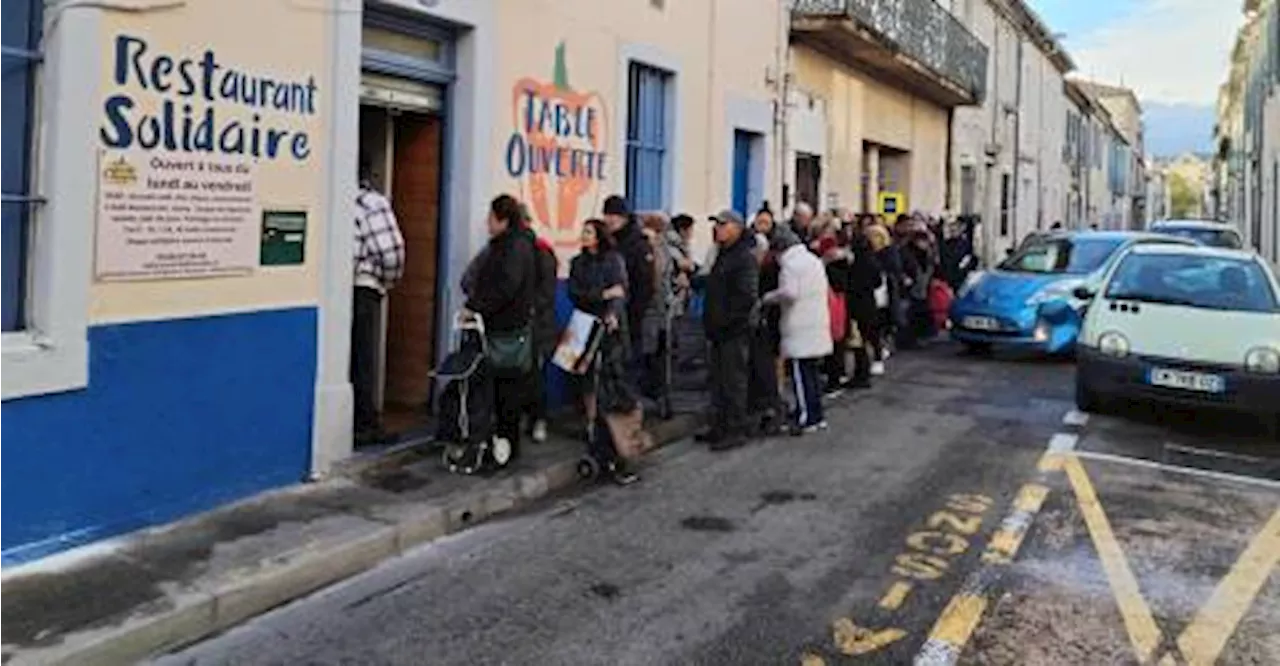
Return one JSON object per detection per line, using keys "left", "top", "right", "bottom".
{"left": 153, "top": 342, "right": 1280, "bottom": 666}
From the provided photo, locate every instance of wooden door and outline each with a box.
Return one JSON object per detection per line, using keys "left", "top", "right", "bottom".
{"left": 384, "top": 112, "right": 442, "bottom": 410}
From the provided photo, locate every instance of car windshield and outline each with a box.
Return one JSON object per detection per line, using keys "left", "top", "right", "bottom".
{"left": 1157, "top": 226, "right": 1243, "bottom": 249}
{"left": 1104, "top": 253, "right": 1279, "bottom": 313}
{"left": 998, "top": 237, "right": 1123, "bottom": 275}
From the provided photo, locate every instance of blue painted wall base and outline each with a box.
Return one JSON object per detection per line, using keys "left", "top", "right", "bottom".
{"left": 1, "top": 307, "right": 317, "bottom": 564}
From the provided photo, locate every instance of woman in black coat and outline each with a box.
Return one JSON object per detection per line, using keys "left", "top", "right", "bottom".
{"left": 846, "top": 231, "right": 885, "bottom": 386}
{"left": 466, "top": 194, "right": 536, "bottom": 461}
{"left": 567, "top": 218, "right": 639, "bottom": 485}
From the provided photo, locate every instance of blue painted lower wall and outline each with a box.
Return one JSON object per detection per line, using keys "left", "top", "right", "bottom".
{"left": 1, "top": 307, "right": 317, "bottom": 564}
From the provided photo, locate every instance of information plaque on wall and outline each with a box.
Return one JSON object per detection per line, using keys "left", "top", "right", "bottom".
{"left": 260, "top": 210, "right": 307, "bottom": 266}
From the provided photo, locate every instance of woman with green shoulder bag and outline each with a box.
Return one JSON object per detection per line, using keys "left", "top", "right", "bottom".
{"left": 464, "top": 194, "right": 537, "bottom": 463}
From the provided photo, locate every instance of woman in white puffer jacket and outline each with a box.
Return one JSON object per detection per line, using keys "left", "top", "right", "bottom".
{"left": 762, "top": 229, "right": 833, "bottom": 433}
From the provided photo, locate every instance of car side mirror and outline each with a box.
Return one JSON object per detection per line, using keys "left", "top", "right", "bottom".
{"left": 1072, "top": 286, "right": 1096, "bottom": 300}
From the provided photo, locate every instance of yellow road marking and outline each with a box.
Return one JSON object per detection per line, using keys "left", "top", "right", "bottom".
{"left": 1176, "top": 507, "right": 1280, "bottom": 666}
{"left": 878, "top": 580, "right": 914, "bottom": 610}
{"left": 1063, "top": 455, "right": 1164, "bottom": 662}
{"left": 983, "top": 483, "right": 1051, "bottom": 564}
{"left": 799, "top": 652, "right": 826, "bottom": 666}
{"left": 922, "top": 593, "right": 987, "bottom": 646}
{"left": 832, "top": 617, "right": 907, "bottom": 656}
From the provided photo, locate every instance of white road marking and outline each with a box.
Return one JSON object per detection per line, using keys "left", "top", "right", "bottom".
{"left": 1072, "top": 450, "right": 1280, "bottom": 491}
{"left": 1164, "top": 443, "right": 1274, "bottom": 465}
{"left": 1047, "top": 433, "right": 1079, "bottom": 454}
{"left": 1062, "top": 409, "right": 1090, "bottom": 427}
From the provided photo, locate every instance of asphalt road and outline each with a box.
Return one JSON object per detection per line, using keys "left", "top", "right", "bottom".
{"left": 154, "top": 343, "right": 1280, "bottom": 666}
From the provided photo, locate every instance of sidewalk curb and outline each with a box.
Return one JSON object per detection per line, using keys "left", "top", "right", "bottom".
{"left": 9, "top": 413, "right": 702, "bottom": 666}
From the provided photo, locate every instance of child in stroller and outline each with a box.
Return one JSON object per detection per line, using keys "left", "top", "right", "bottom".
{"left": 435, "top": 313, "right": 512, "bottom": 474}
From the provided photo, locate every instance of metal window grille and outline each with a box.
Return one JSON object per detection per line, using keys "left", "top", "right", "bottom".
{"left": 2, "top": 0, "right": 44, "bottom": 332}
{"left": 625, "top": 62, "right": 670, "bottom": 212}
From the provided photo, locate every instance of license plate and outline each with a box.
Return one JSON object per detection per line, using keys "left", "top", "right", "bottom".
{"left": 1148, "top": 367, "right": 1225, "bottom": 393}
{"left": 962, "top": 316, "right": 1001, "bottom": 331}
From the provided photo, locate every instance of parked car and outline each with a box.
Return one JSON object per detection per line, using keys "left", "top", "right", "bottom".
{"left": 1074, "top": 244, "right": 1280, "bottom": 438}
{"left": 1149, "top": 220, "right": 1243, "bottom": 249}
{"left": 949, "top": 231, "right": 1195, "bottom": 354}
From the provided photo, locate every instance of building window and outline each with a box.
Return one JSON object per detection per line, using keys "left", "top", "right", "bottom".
{"left": 999, "top": 173, "right": 1011, "bottom": 236}
{"left": 625, "top": 62, "right": 671, "bottom": 212}
{"left": 2, "top": 0, "right": 42, "bottom": 332}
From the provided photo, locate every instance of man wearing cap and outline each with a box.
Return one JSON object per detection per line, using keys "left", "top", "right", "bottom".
{"left": 699, "top": 208, "right": 760, "bottom": 450}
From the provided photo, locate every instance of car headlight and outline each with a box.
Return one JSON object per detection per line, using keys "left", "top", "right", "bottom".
{"left": 1028, "top": 279, "right": 1083, "bottom": 306}
{"left": 957, "top": 271, "right": 985, "bottom": 298}
{"left": 1098, "top": 331, "right": 1130, "bottom": 358}
{"left": 1244, "top": 347, "right": 1280, "bottom": 373}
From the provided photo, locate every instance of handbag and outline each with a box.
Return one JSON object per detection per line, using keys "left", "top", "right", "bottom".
{"left": 487, "top": 325, "right": 534, "bottom": 373}
{"left": 828, "top": 289, "right": 848, "bottom": 343}
{"left": 874, "top": 275, "right": 890, "bottom": 309}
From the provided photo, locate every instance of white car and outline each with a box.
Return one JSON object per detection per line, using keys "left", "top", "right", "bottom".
{"left": 1073, "top": 244, "right": 1280, "bottom": 438}
{"left": 1149, "top": 220, "right": 1244, "bottom": 249}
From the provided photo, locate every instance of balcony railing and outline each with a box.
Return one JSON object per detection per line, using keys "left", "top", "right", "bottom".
{"left": 791, "top": 0, "right": 989, "bottom": 104}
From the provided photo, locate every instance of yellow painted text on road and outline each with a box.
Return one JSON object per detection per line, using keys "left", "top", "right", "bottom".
{"left": 878, "top": 580, "right": 914, "bottom": 610}
{"left": 832, "top": 617, "right": 907, "bottom": 656}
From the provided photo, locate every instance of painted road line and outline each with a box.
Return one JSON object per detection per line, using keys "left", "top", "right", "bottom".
{"left": 1062, "top": 454, "right": 1164, "bottom": 663}
{"left": 878, "top": 580, "right": 913, "bottom": 610}
{"left": 1073, "top": 449, "right": 1280, "bottom": 491}
{"left": 981, "top": 483, "right": 1050, "bottom": 565}
{"left": 913, "top": 433, "right": 1071, "bottom": 665}
{"left": 1163, "top": 442, "right": 1273, "bottom": 465}
{"left": 1062, "top": 409, "right": 1090, "bottom": 427}
{"left": 1176, "top": 508, "right": 1280, "bottom": 666}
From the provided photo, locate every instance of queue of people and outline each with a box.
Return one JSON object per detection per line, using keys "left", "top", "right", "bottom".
{"left": 407, "top": 187, "right": 977, "bottom": 484}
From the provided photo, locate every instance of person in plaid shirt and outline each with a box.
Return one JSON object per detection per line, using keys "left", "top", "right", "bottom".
{"left": 352, "top": 164, "right": 406, "bottom": 444}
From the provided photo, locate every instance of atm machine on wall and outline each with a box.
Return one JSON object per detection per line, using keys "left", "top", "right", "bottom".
{"left": 357, "top": 72, "right": 445, "bottom": 438}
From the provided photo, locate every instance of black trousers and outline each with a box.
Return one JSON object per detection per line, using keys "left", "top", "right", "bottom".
{"left": 748, "top": 329, "right": 782, "bottom": 418}
{"left": 350, "top": 286, "right": 383, "bottom": 433}
{"left": 851, "top": 316, "right": 879, "bottom": 381}
{"left": 708, "top": 333, "right": 751, "bottom": 437}
{"left": 524, "top": 355, "right": 548, "bottom": 422}
{"left": 493, "top": 371, "right": 527, "bottom": 458}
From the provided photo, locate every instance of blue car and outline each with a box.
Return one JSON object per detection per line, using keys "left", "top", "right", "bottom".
{"left": 948, "top": 231, "right": 1195, "bottom": 354}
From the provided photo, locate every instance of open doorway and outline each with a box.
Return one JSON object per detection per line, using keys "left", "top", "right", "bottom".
{"left": 357, "top": 102, "right": 444, "bottom": 444}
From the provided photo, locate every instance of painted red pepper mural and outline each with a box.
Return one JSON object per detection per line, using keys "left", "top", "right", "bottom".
{"left": 505, "top": 42, "right": 608, "bottom": 253}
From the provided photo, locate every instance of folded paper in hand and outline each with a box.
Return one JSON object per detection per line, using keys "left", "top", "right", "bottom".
{"left": 552, "top": 310, "right": 604, "bottom": 375}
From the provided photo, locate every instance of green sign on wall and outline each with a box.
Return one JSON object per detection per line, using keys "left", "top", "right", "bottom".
{"left": 260, "top": 210, "right": 307, "bottom": 266}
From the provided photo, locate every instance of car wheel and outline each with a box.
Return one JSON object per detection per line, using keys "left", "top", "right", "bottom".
{"left": 962, "top": 341, "right": 993, "bottom": 355}
{"left": 1075, "top": 380, "right": 1102, "bottom": 414}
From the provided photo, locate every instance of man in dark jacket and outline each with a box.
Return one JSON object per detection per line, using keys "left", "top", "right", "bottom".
{"left": 602, "top": 195, "right": 655, "bottom": 383}
{"left": 699, "top": 208, "right": 759, "bottom": 451}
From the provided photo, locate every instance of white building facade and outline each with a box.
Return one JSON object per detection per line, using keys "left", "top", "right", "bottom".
{"left": 946, "top": 0, "right": 1072, "bottom": 266}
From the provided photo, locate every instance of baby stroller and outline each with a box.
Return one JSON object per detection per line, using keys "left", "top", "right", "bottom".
{"left": 434, "top": 313, "right": 512, "bottom": 475}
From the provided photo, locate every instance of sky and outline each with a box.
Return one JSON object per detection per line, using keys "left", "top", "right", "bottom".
{"left": 1027, "top": 0, "right": 1242, "bottom": 106}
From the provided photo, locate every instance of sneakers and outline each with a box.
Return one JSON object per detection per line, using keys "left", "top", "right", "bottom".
{"left": 870, "top": 361, "right": 886, "bottom": 376}
{"left": 531, "top": 419, "right": 547, "bottom": 443}
{"left": 792, "top": 420, "right": 829, "bottom": 436}
{"left": 608, "top": 462, "right": 640, "bottom": 485}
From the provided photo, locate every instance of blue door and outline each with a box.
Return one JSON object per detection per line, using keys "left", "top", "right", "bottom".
{"left": 732, "top": 130, "right": 752, "bottom": 217}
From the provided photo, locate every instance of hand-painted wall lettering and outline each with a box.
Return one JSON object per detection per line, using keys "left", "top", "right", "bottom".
{"left": 100, "top": 35, "right": 317, "bottom": 161}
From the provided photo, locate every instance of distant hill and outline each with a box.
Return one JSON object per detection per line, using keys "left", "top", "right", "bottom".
{"left": 1142, "top": 102, "right": 1216, "bottom": 158}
